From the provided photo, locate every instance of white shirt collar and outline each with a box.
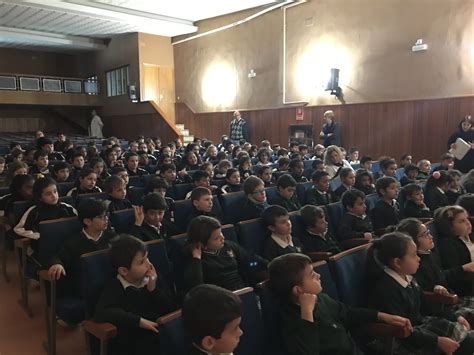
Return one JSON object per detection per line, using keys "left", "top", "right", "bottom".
{"left": 436, "top": 187, "right": 445, "bottom": 194}
{"left": 384, "top": 268, "right": 413, "bottom": 288}
{"left": 117, "top": 274, "right": 149, "bottom": 290}
{"left": 192, "top": 343, "right": 233, "bottom": 355}
{"left": 82, "top": 228, "right": 103, "bottom": 241}
{"left": 271, "top": 233, "right": 294, "bottom": 249}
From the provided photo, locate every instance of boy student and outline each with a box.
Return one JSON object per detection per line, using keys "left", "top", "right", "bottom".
{"left": 240, "top": 176, "right": 269, "bottom": 221}
{"left": 304, "top": 171, "right": 337, "bottom": 206}
{"left": 46, "top": 199, "right": 117, "bottom": 302}
{"left": 333, "top": 167, "right": 355, "bottom": 199}
{"left": 371, "top": 177, "right": 401, "bottom": 233}
{"left": 130, "top": 193, "right": 169, "bottom": 242}
{"left": 52, "top": 161, "right": 70, "bottom": 183}
{"left": 125, "top": 152, "right": 149, "bottom": 177}
{"left": 358, "top": 155, "right": 373, "bottom": 173}
{"left": 214, "top": 159, "right": 232, "bottom": 180}
{"left": 69, "top": 152, "right": 85, "bottom": 180}
{"left": 36, "top": 137, "right": 64, "bottom": 161}
{"left": 336, "top": 190, "right": 374, "bottom": 242}
{"left": 185, "top": 171, "right": 212, "bottom": 199}
{"left": 289, "top": 159, "right": 308, "bottom": 183}
{"left": 159, "top": 163, "right": 191, "bottom": 185}
{"left": 269, "top": 253, "right": 412, "bottom": 355}
{"left": 182, "top": 284, "right": 243, "bottom": 355}
{"left": 446, "top": 169, "right": 467, "bottom": 205}
{"left": 399, "top": 164, "right": 419, "bottom": 187}
{"left": 257, "top": 165, "right": 274, "bottom": 187}
{"left": 402, "top": 183, "right": 431, "bottom": 219}
{"left": 272, "top": 175, "right": 301, "bottom": 212}
{"left": 299, "top": 205, "right": 341, "bottom": 254}
{"left": 416, "top": 159, "right": 431, "bottom": 181}
{"left": 432, "top": 152, "right": 455, "bottom": 172}
{"left": 94, "top": 235, "right": 176, "bottom": 355}
{"left": 186, "top": 187, "right": 223, "bottom": 227}
{"left": 262, "top": 205, "right": 302, "bottom": 261}
{"left": 29, "top": 149, "right": 50, "bottom": 176}
{"left": 104, "top": 175, "right": 132, "bottom": 212}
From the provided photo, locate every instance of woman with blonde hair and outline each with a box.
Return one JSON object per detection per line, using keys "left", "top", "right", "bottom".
{"left": 323, "top": 145, "right": 352, "bottom": 179}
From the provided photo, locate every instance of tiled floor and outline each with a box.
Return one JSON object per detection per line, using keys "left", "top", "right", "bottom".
{"left": 0, "top": 253, "right": 86, "bottom": 355}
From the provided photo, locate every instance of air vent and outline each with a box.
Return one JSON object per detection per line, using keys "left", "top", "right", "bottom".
{"left": 64, "top": 80, "right": 82, "bottom": 93}
{"left": 43, "top": 78, "right": 61, "bottom": 92}
{"left": 0, "top": 76, "right": 17, "bottom": 90}
{"left": 19, "top": 77, "right": 40, "bottom": 91}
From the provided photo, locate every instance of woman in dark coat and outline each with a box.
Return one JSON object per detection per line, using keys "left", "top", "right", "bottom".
{"left": 447, "top": 115, "right": 474, "bottom": 173}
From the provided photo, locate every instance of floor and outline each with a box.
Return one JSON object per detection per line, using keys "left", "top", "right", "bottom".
{"left": 0, "top": 252, "right": 86, "bottom": 355}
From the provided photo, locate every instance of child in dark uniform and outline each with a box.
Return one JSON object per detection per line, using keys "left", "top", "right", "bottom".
{"left": 220, "top": 169, "right": 242, "bottom": 194}
{"left": 425, "top": 171, "right": 451, "bottom": 213}
{"left": 447, "top": 170, "right": 467, "bottom": 205}
{"left": 104, "top": 175, "right": 132, "bottom": 213}
{"left": 299, "top": 205, "right": 341, "bottom": 254}
{"left": 354, "top": 170, "right": 376, "bottom": 195}
{"left": 272, "top": 174, "right": 301, "bottom": 212}
{"left": 336, "top": 190, "right": 374, "bottom": 242}
{"left": 402, "top": 184, "right": 431, "bottom": 219}
{"left": 240, "top": 176, "right": 269, "bottom": 221}
{"left": 305, "top": 171, "right": 337, "bottom": 206}
{"left": 334, "top": 167, "right": 355, "bottom": 199}
{"left": 371, "top": 177, "right": 400, "bottom": 234}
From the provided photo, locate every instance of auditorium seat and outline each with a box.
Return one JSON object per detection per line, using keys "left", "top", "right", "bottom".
{"left": 110, "top": 208, "right": 134, "bottom": 234}
{"left": 173, "top": 183, "right": 194, "bottom": 201}
{"left": 219, "top": 191, "right": 246, "bottom": 224}
{"left": 265, "top": 186, "right": 278, "bottom": 204}
{"left": 296, "top": 182, "right": 312, "bottom": 204}
{"left": 236, "top": 218, "right": 268, "bottom": 256}
{"left": 127, "top": 186, "right": 145, "bottom": 205}
{"left": 325, "top": 201, "right": 345, "bottom": 236}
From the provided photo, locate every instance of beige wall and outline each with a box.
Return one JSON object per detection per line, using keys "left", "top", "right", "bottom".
{"left": 173, "top": 0, "right": 474, "bottom": 112}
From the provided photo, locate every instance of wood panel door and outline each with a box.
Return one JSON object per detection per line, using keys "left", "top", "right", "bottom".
{"left": 141, "top": 64, "right": 175, "bottom": 122}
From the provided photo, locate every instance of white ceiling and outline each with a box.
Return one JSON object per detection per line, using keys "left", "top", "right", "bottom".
{"left": 0, "top": 0, "right": 279, "bottom": 51}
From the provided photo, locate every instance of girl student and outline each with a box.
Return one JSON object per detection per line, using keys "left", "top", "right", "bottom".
{"left": 66, "top": 167, "right": 102, "bottom": 202}
{"left": 88, "top": 157, "right": 110, "bottom": 190}
{"left": 425, "top": 170, "right": 452, "bottom": 213}
{"left": 333, "top": 167, "right": 356, "bottom": 199}
{"left": 219, "top": 168, "right": 242, "bottom": 194}
{"left": 368, "top": 232, "right": 474, "bottom": 355}
{"left": 354, "top": 170, "right": 376, "bottom": 195}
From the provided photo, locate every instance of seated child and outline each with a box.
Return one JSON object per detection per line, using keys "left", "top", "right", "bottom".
{"left": 298, "top": 144, "right": 310, "bottom": 160}
{"left": 334, "top": 167, "right": 355, "bottom": 199}
{"left": 299, "top": 205, "right": 341, "bottom": 254}
{"left": 220, "top": 169, "right": 242, "bottom": 194}
{"left": 400, "top": 164, "right": 419, "bottom": 187}
{"left": 186, "top": 187, "right": 223, "bottom": 227}
{"left": 29, "top": 149, "right": 50, "bottom": 177}
{"left": 289, "top": 159, "right": 308, "bottom": 183}
{"left": 257, "top": 165, "right": 274, "bottom": 187}
{"left": 432, "top": 153, "right": 455, "bottom": 172}
{"left": 185, "top": 171, "right": 212, "bottom": 199}
{"left": 399, "top": 153, "right": 413, "bottom": 168}
{"left": 425, "top": 171, "right": 451, "bottom": 212}
{"left": 371, "top": 177, "right": 400, "bottom": 233}
{"left": 457, "top": 194, "right": 474, "bottom": 216}
{"left": 416, "top": 159, "right": 431, "bottom": 181}
{"left": 275, "top": 156, "right": 290, "bottom": 173}
{"left": 94, "top": 235, "right": 176, "bottom": 355}
{"left": 3, "top": 174, "right": 34, "bottom": 225}
{"left": 348, "top": 147, "right": 359, "bottom": 164}
{"left": 305, "top": 171, "right": 337, "bottom": 206}
{"left": 69, "top": 152, "right": 85, "bottom": 181}
{"left": 368, "top": 233, "right": 474, "bottom": 355}
{"left": 354, "top": 170, "right": 376, "bottom": 195}
{"left": 446, "top": 169, "right": 467, "bottom": 205}
{"left": 463, "top": 170, "right": 474, "bottom": 194}
{"left": 184, "top": 216, "right": 267, "bottom": 291}
{"left": 159, "top": 163, "right": 191, "bottom": 185}
{"left": 125, "top": 152, "right": 149, "bottom": 177}
{"left": 66, "top": 167, "right": 102, "bottom": 202}
{"left": 52, "top": 161, "right": 71, "bottom": 183}
{"left": 312, "top": 144, "right": 325, "bottom": 160}
{"left": 336, "top": 190, "right": 374, "bottom": 242}
{"left": 89, "top": 157, "right": 111, "bottom": 189}
{"left": 262, "top": 205, "right": 302, "bottom": 261}
{"left": 402, "top": 183, "right": 431, "bottom": 219}
{"left": 182, "top": 284, "right": 243, "bottom": 355}
{"left": 256, "top": 148, "right": 271, "bottom": 166}
{"left": 272, "top": 175, "right": 301, "bottom": 212}
{"left": 237, "top": 155, "right": 252, "bottom": 180}
{"left": 269, "top": 253, "right": 411, "bottom": 355}
{"left": 104, "top": 175, "right": 132, "bottom": 212}
{"left": 46, "top": 199, "right": 117, "bottom": 302}
{"left": 213, "top": 159, "right": 232, "bottom": 180}
{"left": 374, "top": 156, "right": 398, "bottom": 181}
{"left": 358, "top": 155, "right": 373, "bottom": 173}
{"left": 130, "top": 193, "right": 168, "bottom": 241}
{"left": 240, "top": 176, "right": 269, "bottom": 221}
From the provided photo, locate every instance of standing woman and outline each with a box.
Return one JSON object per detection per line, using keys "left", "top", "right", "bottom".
{"left": 319, "top": 110, "right": 341, "bottom": 147}
{"left": 448, "top": 115, "right": 474, "bottom": 173}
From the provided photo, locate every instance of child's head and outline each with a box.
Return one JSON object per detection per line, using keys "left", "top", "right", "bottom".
{"left": 289, "top": 159, "right": 304, "bottom": 178}
{"left": 397, "top": 218, "right": 433, "bottom": 252}
{"left": 269, "top": 253, "right": 321, "bottom": 303}
{"left": 6, "top": 161, "right": 28, "bottom": 183}
{"left": 238, "top": 156, "right": 251, "bottom": 171}
{"left": 341, "top": 189, "right": 366, "bottom": 216}
{"left": 187, "top": 216, "right": 224, "bottom": 252}
{"left": 379, "top": 157, "right": 397, "bottom": 177}
{"left": 104, "top": 175, "right": 127, "bottom": 200}
{"left": 72, "top": 153, "right": 85, "bottom": 169}
{"left": 33, "top": 150, "right": 49, "bottom": 169}
{"left": 324, "top": 145, "right": 343, "bottom": 166}
{"left": 434, "top": 206, "right": 472, "bottom": 239}
{"left": 225, "top": 168, "right": 240, "bottom": 186}
{"left": 126, "top": 153, "right": 139, "bottom": 171}
{"left": 300, "top": 205, "right": 327, "bottom": 235}
{"left": 277, "top": 174, "right": 297, "bottom": 199}
{"left": 440, "top": 153, "right": 454, "bottom": 170}
{"left": 192, "top": 171, "right": 210, "bottom": 188}
{"left": 340, "top": 168, "right": 355, "bottom": 187}
{"left": 205, "top": 145, "right": 218, "bottom": 158}
{"left": 243, "top": 176, "right": 266, "bottom": 203}
{"left": 426, "top": 170, "right": 452, "bottom": 192}
{"left": 111, "top": 166, "right": 129, "bottom": 185}
{"left": 257, "top": 165, "right": 272, "bottom": 184}
{"left": 402, "top": 183, "right": 424, "bottom": 205}
{"left": 52, "top": 162, "right": 70, "bottom": 182}
{"left": 360, "top": 155, "right": 372, "bottom": 171}
{"left": 217, "top": 160, "right": 232, "bottom": 174}
{"left": 403, "top": 164, "right": 419, "bottom": 180}
{"left": 349, "top": 147, "right": 359, "bottom": 162}
{"left": 109, "top": 235, "right": 150, "bottom": 285}
{"left": 447, "top": 169, "right": 462, "bottom": 189}
{"left": 200, "top": 162, "right": 214, "bottom": 178}
{"left": 354, "top": 170, "right": 373, "bottom": 190}
{"left": 191, "top": 187, "right": 213, "bottom": 213}
{"left": 400, "top": 154, "right": 412, "bottom": 167}
{"left": 33, "top": 177, "right": 58, "bottom": 205}
{"left": 370, "top": 232, "right": 419, "bottom": 276}
{"left": 417, "top": 159, "right": 431, "bottom": 174}
{"left": 77, "top": 198, "right": 109, "bottom": 231}
{"left": 375, "top": 176, "right": 398, "bottom": 199}
{"left": 89, "top": 157, "right": 105, "bottom": 176}
{"left": 298, "top": 144, "right": 308, "bottom": 155}
{"left": 262, "top": 205, "right": 291, "bottom": 235}
{"left": 277, "top": 157, "right": 290, "bottom": 171}
{"left": 311, "top": 171, "right": 330, "bottom": 192}
{"left": 289, "top": 142, "right": 299, "bottom": 153}
{"left": 78, "top": 167, "right": 97, "bottom": 190}
{"left": 10, "top": 174, "right": 34, "bottom": 199}
{"left": 312, "top": 159, "right": 325, "bottom": 172}
{"left": 183, "top": 284, "right": 243, "bottom": 354}
{"left": 257, "top": 148, "right": 270, "bottom": 163}
{"left": 159, "top": 163, "right": 177, "bottom": 183}
{"left": 142, "top": 192, "right": 167, "bottom": 227}
{"left": 145, "top": 177, "right": 168, "bottom": 197}
{"left": 185, "top": 151, "right": 199, "bottom": 166}
{"left": 457, "top": 194, "right": 474, "bottom": 217}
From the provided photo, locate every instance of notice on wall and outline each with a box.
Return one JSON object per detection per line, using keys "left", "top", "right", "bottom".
{"left": 296, "top": 107, "right": 304, "bottom": 121}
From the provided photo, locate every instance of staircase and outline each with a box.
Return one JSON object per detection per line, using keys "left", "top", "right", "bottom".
{"left": 175, "top": 123, "right": 194, "bottom": 144}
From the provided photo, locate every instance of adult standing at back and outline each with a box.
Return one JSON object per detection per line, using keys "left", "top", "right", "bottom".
{"left": 447, "top": 115, "right": 474, "bottom": 173}
{"left": 89, "top": 110, "right": 104, "bottom": 138}
{"left": 319, "top": 110, "right": 341, "bottom": 147}
{"left": 229, "top": 110, "right": 250, "bottom": 145}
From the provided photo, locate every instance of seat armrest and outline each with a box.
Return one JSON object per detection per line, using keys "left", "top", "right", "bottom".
{"left": 340, "top": 237, "right": 371, "bottom": 250}
{"left": 423, "top": 291, "right": 458, "bottom": 305}
{"left": 367, "top": 323, "right": 411, "bottom": 338}
{"left": 305, "top": 252, "right": 332, "bottom": 262}
{"left": 83, "top": 320, "right": 117, "bottom": 340}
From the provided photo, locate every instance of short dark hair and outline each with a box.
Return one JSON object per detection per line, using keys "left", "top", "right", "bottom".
{"left": 125, "top": 152, "right": 138, "bottom": 161}
{"left": 243, "top": 176, "right": 264, "bottom": 195}
{"left": 77, "top": 198, "right": 108, "bottom": 226}
{"left": 142, "top": 192, "right": 167, "bottom": 212}
{"left": 360, "top": 156, "right": 372, "bottom": 165}
{"left": 238, "top": 155, "right": 251, "bottom": 167}
{"left": 192, "top": 170, "right": 209, "bottom": 183}
{"left": 159, "top": 163, "right": 176, "bottom": 174}
{"left": 36, "top": 137, "right": 53, "bottom": 148}
{"left": 402, "top": 183, "right": 422, "bottom": 198}
{"left": 311, "top": 170, "right": 329, "bottom": 182}
{"left": 262, "top": 205, "right": 288, "bottom": 227}
{"left": 341, "top": 189, "right": 365, "bottom": 210}
{"left": 404, "top": 164, "right": 419, "bottom": 175}
{"left": 109, "top": 234, "right": 147, "bottom": 270}
{"left": 447, "top": 169, "right": 462, "bottom": 179}
{"left": 311, "top": 159, "right": 324, "bottom": 169}
{"left": 187, "top": 215, "right": 221, "bottom": 245}
{"left": 375, "top": 176, "right": 397, "bottom": 196}
{"left": 379, "top": 157, "right": 397, "bottom": 171}
{"left": 354, "top": 170, "right": 373, "bottom": 189}
{"left": 457, "top": 194, "right": 474, "bottom": 216}
{"left": 300, "top": 205, "right": 325, "bottom": 228}
{"left": 110, "top": 166, "right": 126, "bottom": 175}
{"left": 34, "top": 149, "right": 48, "bottom": 160}
{"left": 396, "top": 218, "right": 423, "bottom": 246}
{"left": 183, "top": 284, "right": 242, "bottom": 344}
{"left": 277, "top": 157, "right": 290, "bottom": 166}
{"left": 53, "top": 161, "right": 70, "bottom": 174}
{"left": 289, "top": 159, "right": 303, "bottom": 170}
{"left": 339, "top": 167, "right": 353, "bottom": 179}
{"left": 190, "top": 187, "right": 211, "bottom": 202}
{"left": 440, "top": 153, "right": 454, "bottom": 161}
{"left": 9, "top": 174, "right": 34, "bottom": 197}
{"left": 78, "top": 167, "right": 96, "bottom": 180}
{"left": 104, "top": 175, "right": 126, "bottom": 193}
{"left": 257, "top": 165, "right": 272, "bottom": 176}
{"left": 277, "top": 174, "right": 297, "bottom": 189}
{"left": 225, "top": 168, "right": 239, "bottom": 180}
{"left": 33, "top": 177, "right": 57, "bottom": 202}
{"left": 269, "top": 253, "right": 312, "bottom": 302}
{"left": 145, "top": 176, "right": 168, "bottom": 194}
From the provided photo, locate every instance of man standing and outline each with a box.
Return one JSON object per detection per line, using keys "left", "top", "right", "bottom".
{"left": 319, "top": 110, "right": 341, "bottom": 147}
{"left": 229, "top": 110, "right": 250, "bottom": 144}
{"left": 89, "top": 110, "right": 104, "bottom": 138}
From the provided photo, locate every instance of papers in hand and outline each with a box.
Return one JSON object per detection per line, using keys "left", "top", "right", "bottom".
{"left": 449, "top": 138, "right": 471, "bottom": 160}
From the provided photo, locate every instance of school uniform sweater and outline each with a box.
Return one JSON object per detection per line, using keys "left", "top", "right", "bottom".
{"left": 371, "top": 199, "right": 400, "bottom": 231}
{"left": 272, "top": 191, "right": 301, "bottom": 212}
{"left": 304, "top": 187, "right": 337, "bottom": 206}
{"left": 220, "top": 184, "right": 242, "bottom": 195}
{"left": 446, "top": 187, "right": 467, "bottom": 205}
{"left": 425, "top": 187, "right": 449, "bottom": 212}
{"left": 333, "top": 184, "right": 351, "bottom": 199}
{"left": 279, "top": 293, "right": 378, "bottom": 355}
{"left": 129, "top": 222, "right": 167, "bottom": 242}
{"left": 184, "top": 207, "right": 224, "bottom": 228}
{"left": 298, "top": 230, "right": 341, "bottom": 254}
{"left": 66, "top": 186, "right": 102, "bottom": 201}
{"left": 263, "top": 234, "right": 302, "bottom": 261}
{"left": 106, "top": 196, "right": 133, "bottom": 213}
{"left": 399, "top": 176, "right": 416, "bottom": 187}
{"left": 292, "top": 174, "right": 308, "bottom": 183}
{"left": 336, "top": 213, "right": 373, "bottom": 242}
{"left": 403, "top": 200, "right": 431, "bottom": 219}
{"left": 126, "top": 167, "right": 149, "bottom": 177}
{"left": 239, "top": 197, "right": 269, "bottom": 221}
{"left": 355, "top": 185, "right": 376, "bottom": 196}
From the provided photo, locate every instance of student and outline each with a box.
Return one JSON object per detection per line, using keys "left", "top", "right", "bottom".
{"left": 425, "top": 171, "right": 451, "bottom": 212}
{"left": 180, "top": 151, "right": 201, "bottom": 171}
{"left": 219, "top": 168, "right": 242, "bottom": 194}
{"left": 463, "top": 170, "right": 474, "bottom": 194}
{"left": 159, "top": 163, "right": 191, "bottom": 185}
{"left": 397, "top": 218, "right": 474, "bottom": 321}
{"left": 214, "top": 159, "right": 232, "bottom": 180}
{"left": 204, "top": 145, "right": 219, "bottom": 166}
{"left": 416, "top": 159, "right": 432, "bottom": 181}
{"left": 272, "top": 175, "right": 301, "bottom": 212}
{"left": 348, "top": 147, "right": 360, "bottom": 165}
{"left": 66, "top": 167, "right": 102, "bottom": 201}
{"left": 104, "top": 175, "right": 132, "bottom": 213}
{"left": 14, "top": 177, "right": 77, "bottom": 262}
{"left": 374, "top": 157, "right": 398, "bottom": 180}
{"left": 457, "top": 194, "right": 474, "bottom": 217}
{"left": 182, "top": 284, "right": 243, "bottom": 355}
{"left": 399, "top": 154, "right": 413, "bottom": 168}
{"left": 371, "top": 177, "right": 400, "bottom": 233}
{"left": 256, "top": 148, "right": 271, "bottom": 166}
{"left": 447, "top": 169, "right": 467, "bottom": 205}
{"left": 305, "top": 171, "right": 337, "bottom": 206}
{"left": 432, "top": 153, "right": 455, "bottom": 172}
{"left": 237, "top": 155, "right": 252, "bottom": 180}
{"left": 354, "top": 170, "right": 376, "bottom": 195}
{"left": 262, "top": 205, "right": 302, "bottom": 261}
{"left": 130, "top": 193, "right": 169, "bottom": 242}
{"left": 402, "top": 183, "right": 431, "bottom": 219}
{"left": 299, "top": 205, "right": 341, "bottom": 254}
{"left": 185, "top": 171, "right": 212, "bottom": 199}
{"left": 336, "top": 190, "right": 374, "bottom": 242}
{"left": 145, "top": 176, "right": 174, "bottom": 218}
{"left": 125, "top": 152, "right": 149, "bottom": 177}
{"left": 257, "top": 165, "right": 273, "bottom": 187}
{"left": 312, "top": 159, "right": 325, "bottom": 172}
{"left": 46, "top": 199, "right": 117, "bottom": 302}
{"left": 52, "top": 161, "right": 71, "bottom": 183}
{"left": 4, "top": 161, "right": 29, "bottom": 187}
{"left": 184, "top": 216, "right": 267, "bottom": 291}
{"left": 289, "top": 159, "right": 308, "bottom": 183}
{"left": 69, "top": 152, "right": 85, "bottom": 181}
{"left": 436, "top": 206, "right": 474, "bottom": 296}
{"left": 399, "top": 164, "right": 419, "bottom": 187}
{"left": 89, "top": 157, "right": 110, "bottom": 189}
{"left": 240, "top": 176, "right": 269, "bottom": 221}
{"left": 368, "top": 233, "right": 474, "bottom": 355}
{"left": 3, "top": 174, "right": 34, "bottom": 225}
{"left": 298, "top": 144, "right": 310, "bottom": 160}
{"left": 269, "top": 253, "right": 411, "bottom": 355}
{"left": 94, "top": 235, "right": 176, "bottom": 355}
{"left": 36, "top": 137, "right": 64, "bottom": 161}
{"left": 359, "top": 155, "right": 373, "bottom": 173}
{"left": 29, "top": 149, "right": 50, "bottom": 176}
{"left": 334, "top": 167, "right": 355, "bottom": 199}
{"left": 275, "top": 156, "right": 290, "bottom": 173}
{"left": 186, "top": 187, "right": 223, "bottom": 227}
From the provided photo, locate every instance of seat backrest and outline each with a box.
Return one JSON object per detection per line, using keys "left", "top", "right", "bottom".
{"left": 313, "top": 260, "right": 339, "bottom": 301}
{"left": 219, "top": 191, "right": 246, "bottom": 224}
{"left": 128, "top": 176, "right": 143, "bottom": 187}
{"left": 371, "top": 161, "right": 380, "bottom": 174}
{"left": 173, "top": 183, "right": 194, "bottom": 201}
{"left": 237, "top": 218, "right": 268, "bottom": 256}
{"left": 157, "top": 310, "right": 185, "bottom": 355}
{"left": 303, "top": 160, "right": 314, "bottom": 170}
{"left": 127, "top": 187, "right": 145, "bottom": 205}
{"left": 395, "top": 168, "right": 405, "bottom": 181}
{"left": 222, "top": 224, "right": 238, "bottom": 243}
{"left": 76, "top": 192, "right": 108, "bottom": 205}
{"left": 328, "top": 244, "right": 370, "bottom": 307}
{"left": 57, "top": 182, "right": 75, "bottom": 197}
{"left": 110, "top": 208, "right": 135, "bottom": 234}
{"left": 265, "top": 186, "right": 278, "bottom": 204}
{"left": 174, "top": 199, "right": 193, "bottom": 231}
{"left": 146, "top": 239, "right": 174, "bottom": 292}
{"left": 296, "top": 182, "right": 312, "bottom": 205}
{"left": 167, "top": 233, "right": 187, "bottom": 293}
{"left": 365, "top": 193, "right": 379, "bottom": 211}
{"left": 325, "top": 201, "right": 345, "bottom": 235}
{"left": 350, "top": 163, "right": 361, "bottom": 170}
{"left": 329, "top": 178, "right": 342, "bottom": 192}
{"left": 288, "top": 211, "right": 305, "bottom": 241}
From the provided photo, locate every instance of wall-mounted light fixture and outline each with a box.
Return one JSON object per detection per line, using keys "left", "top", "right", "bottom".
{"left": 248, "top": 69, "right": 256, "bottom": 78}
{"left": 325, "top": 68, "right": 341, "bottom": 98}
